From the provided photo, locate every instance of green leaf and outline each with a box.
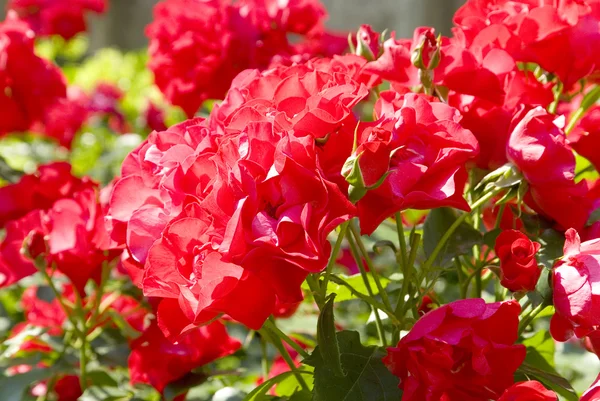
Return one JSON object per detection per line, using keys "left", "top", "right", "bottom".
{"left": 537, "top": 229, "right": 565, "bottom": 270}
{"left": 522, "top": 331, "right": 555, "bottom": 369}
{"left": 483, "top": 228, "right": 502, "bottom": 248}
{"left": 0, "top": 368, "right": 55, "bottom": 401}
{"left": 163, "top": 372, "right": 208, "bottom": 401}
{"left": 587, "top": 207, "right": 600, "bottom": 226}
{"left": 317, "top": 294, "right": 344, "bottom": 378}
{"left": 87, "top": 370, "right": 119, "bottom": 388}
{"left": 105, "top": 309, "right": 142, "bottom": 339}
{"left": 423, "top": 208, "right": 483, "bottom": 267}
{"left": 516, "top": 361, "right": 577, "bottom": 401}
{"left": 303, "top": 330, "right": 402, "bottom": 401}
{"left": 79, "top": 386, "right": 134, "bottom": 401}
{"left": 326, "top": 274, "right": 389, "bottom": 302}
{"left": 0, "top": 155, "right": 23, "bottom": 183}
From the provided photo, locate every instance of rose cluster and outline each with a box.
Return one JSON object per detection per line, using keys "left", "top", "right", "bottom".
{"left": 146, "top": 0, "right": 348, "bottom": 117}
{"left": 7, "top": 0, "right": 107, "bottom": 40}
{"left": 2, "top": 0, "right": 600, "bottom": 400}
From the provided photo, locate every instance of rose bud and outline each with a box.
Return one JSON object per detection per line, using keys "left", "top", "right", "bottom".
{"left": 494, "top": 230, "right": 541, "bottom": 292}
{"left": 355, "top": 24, "right": 380, "bottom": 61}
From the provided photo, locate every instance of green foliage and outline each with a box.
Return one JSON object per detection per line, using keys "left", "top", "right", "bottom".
{"left": 518, "top": 331, "right": 578, "bottom": 401}
{"left": 423, "top": 208, "right": 483, "bottom": 267}
{"left": 304, "top": 330, "right": 402, "bottom": 401}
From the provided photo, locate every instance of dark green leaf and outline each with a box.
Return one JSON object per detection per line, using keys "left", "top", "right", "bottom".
{"left": 317, "top": 294, "right": 344, "bottom": 378}
{"left": 0, "top": 369, "right": 55, "bottom": 401}
{"left": 516, "top": 361, "right": 577, "bottom": 401}
{"left": 587, "top": 207, "right": 600, "bottom": 226}
{"left": 483, "top": 228, "right": 502, "bottom": 248}
{"left": 423, "top": 208, "right": 483, "bottom": 267}
{"left": 163, "top": 372, "right": 208, "bottom": 401}
{"left": 79, "top": 385, "right": 133, "bottom": 401}
{"left": 35, "top": 286, "right": 55, "bottom": 303}
{"left": 0, "top": 155, "right": 23, "bottom": 183}
{"left": 537, "top": 229, "right": 565, "bottom": 270}
{"left": 303, "top": 330, "right": 402, "bottom": 401}
{"left": 87, "top": 370, "right": 119, "bottom": 388}
{"left": 522, "top": 331, "right": 555, "bottom": 369}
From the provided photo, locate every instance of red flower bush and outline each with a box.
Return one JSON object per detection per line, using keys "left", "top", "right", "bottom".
{"left": 384, "top": 299, "right": 525, "bottom": 401}
{"left": 495, "top": 230, "right": 541, "bottom": 292}
{"left": 350, "top": 91, "right": 479, "bottom": 234}
{"left": 0, "top": 162, "right": 118, "bottom": 293}
{"left": 107, "top": 58, "right": 366, "bottom": 335}
{"left": 0, "top": 14, "right": 67, "bottom": 136}
{"left": 454, "top": 0, "right": 600, "bottom": 89}
{"left": 146, "top": 0, "right": 346, "bottom": 117}
{"left": 8, "top": 0, "right": 107, "bottom": 40}
{"left": 497, "top": 381, "right": 557, "bottom": 401}
{"left": 129, "top": 319, "right": 240, "bottom": 393}
{"left": 551, "top": 228, "right": 600, "bottom": 341}
{"left": 2, "top": 1, "right": 600, "bottom": 399}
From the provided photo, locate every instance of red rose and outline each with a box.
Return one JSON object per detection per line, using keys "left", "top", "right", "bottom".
{"left": 147, "top": 0, "right": 343, "bottom": 117}
{"left": 384, "top": 299, "right": 525, "bottom": 401}
{"left": 128, "top": 320, "right": 240, "bottom": 393}
{"left": 109, "top": 56, "right": 362, "bottom": 336}
{"left": 363, "top": 29, "right": 422, "bottom": 88}
{"left": 451, "top": 71, "right": 553, "bottom": 170}
{"left": 551, "top": 228, "right": 600, "bottom": 341}
{"left": 353, "top": 92, "right": 479, "bottom": 234}
{"left": 498, "top": 381, "right": 557, "bottom": 401}
{"left": 51, "top": 375, "right": 83, "bottom": 401}
{"left": 507, "top": 107, "right": 574, "bottom": 187}
{"left": 437, "top": 33, "right": 514, "bottom": 105}
{"left": 454, "top": 0, "right": 600, "bottom": 89}
{"left": 0, "top": 163, "right": 119, "bottom": 293}
{"left": 8, "top": 0, "right": 107, "bottom": 39}
{"left": 494, "top": 230, "right": 541, "bottom": 292}
{"left": 146, "top": 0, "right": 235, "bottom": 117}
{"left": 507, "top": 107, "right": 593, "bottom": 231}
{"left": 0, "top": 14, "right": 67, "bottom": 136}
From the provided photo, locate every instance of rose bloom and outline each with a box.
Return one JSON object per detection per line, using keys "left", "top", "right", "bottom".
{"left": 129, "top": 319, "right": 240, "bottom": 393}
{"left": 494, "top": 230, "right": 541, "bottom": 292}
{"left": 497, "top": 381, "right": 557, "bottom": 401}
{"left": 454, "top": 0, "right": 600, "bottom": 89}
{"left": 352, "top": 91, "right": 479, "bottom": 234}
{"left": 8, "top": 0, "right": 107, "bottom": 40}
{"left": 107, "top": 58, "right": 364, "bottom": 337}
{"left": 384, "top": 299, "right": 525, "bottom": 401}
{"left": 0, "top": 13, "right": 67, "bottom": 136}
{"left": 507, "top": 107, "right": 593, "bottom": 231}
{"left": 0, "top": 162, "right": 119, "bottom": 294}
{"left": 551, "top": 228, "right": 600, "bottom": 341}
